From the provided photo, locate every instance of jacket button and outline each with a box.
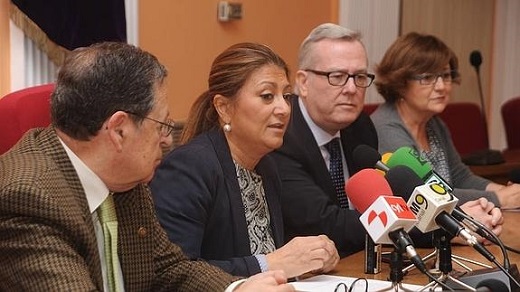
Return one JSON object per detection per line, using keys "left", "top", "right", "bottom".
{"left": 138, "top": 227, "right": 147, "bottom": 237}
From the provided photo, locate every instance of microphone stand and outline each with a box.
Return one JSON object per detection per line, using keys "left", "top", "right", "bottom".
{"left": 421, "top": 229, "right": 477, "bottom": 291}
{"left": 463, "top": 51, "right": 505, "bottom": 165}
{"left": 402, "top": 231, "right": 491, "bottom": 275}
{"left": 373, "top": 249, "right": 419, "bottom": 292}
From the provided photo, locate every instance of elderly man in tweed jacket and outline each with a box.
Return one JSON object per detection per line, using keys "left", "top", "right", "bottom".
{"left": 0, "top": 42, "right": 292, "bottom": 292}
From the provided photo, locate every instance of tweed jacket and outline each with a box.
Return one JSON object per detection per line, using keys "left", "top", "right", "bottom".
{"left": 271, "top": 97, "right": 379, "bottom": 257}
{"left": 150, "top": 128, "right": 285, "bottom": 277}
{"left": 0, "top": 127, "right": 236, "bottom": 291}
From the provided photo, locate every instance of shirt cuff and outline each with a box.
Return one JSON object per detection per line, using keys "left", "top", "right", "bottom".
{"left": 225, "top": 279, "right": 247, "bottom": 292}
{"left": 254, "top": 254, "right": 269, "bottom": 272}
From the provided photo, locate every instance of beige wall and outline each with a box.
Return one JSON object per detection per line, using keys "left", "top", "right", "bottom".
{"left": 139, "top": 0, "right": 335, "bottom": 120}
{"left": 401, "top": 0, "right": 494, "bottom": 113}
{"left": 0, "top": 0, "right": 10, "bottom": 96}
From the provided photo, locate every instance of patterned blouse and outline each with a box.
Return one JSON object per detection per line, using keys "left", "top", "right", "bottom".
{"left": 234, "top": 161, "right": 276, "bottom": 255}
{"left": 420, "top": 121, "right": 452, "bottom": 185}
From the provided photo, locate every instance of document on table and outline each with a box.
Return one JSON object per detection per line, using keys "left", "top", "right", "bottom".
{"left": 291, "top": 275, "right": 440, "bottom": 291}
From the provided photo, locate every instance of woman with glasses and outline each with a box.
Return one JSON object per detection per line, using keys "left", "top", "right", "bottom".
{"left": 371, "top": 32, "right": 509, "bottom": 240}
{"left": 150, "top": 42, "right": 339, "bottom": 277}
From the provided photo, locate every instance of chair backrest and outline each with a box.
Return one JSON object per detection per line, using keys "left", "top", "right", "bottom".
{"left": 0, "top": 84, "right": 55, "bottom": 155}
{"left": 363, "top": 103, "right": 380, "bottom": 115}
{"left": 438, "top": 102, "right": 489, "bottom": 156}
{"left": 501, "top": 96, "right": 520, "bottom": 150}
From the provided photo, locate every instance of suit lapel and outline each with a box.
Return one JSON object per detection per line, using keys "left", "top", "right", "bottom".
{"left": 207, "top": 129, "right": 251, "bottom": 254}
{"left": 289, "top": 99, "right": 337, "bottom": 198}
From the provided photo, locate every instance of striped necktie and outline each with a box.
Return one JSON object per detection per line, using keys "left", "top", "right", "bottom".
{"left": 98, "top": 193, "right": 123, "bottom": 291}
{"left": 325, "top": 138, "right": 349, "bottom": 208}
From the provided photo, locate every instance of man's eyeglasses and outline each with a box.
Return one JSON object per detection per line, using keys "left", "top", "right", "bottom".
{"left": 411, "top": 70, "right": 457, "bottom": 86}
{"left": 304, "top": 69, "right": 375, "bottom": 88}
{"left": 124, "top": 111, "right": 175, "bottom": 137}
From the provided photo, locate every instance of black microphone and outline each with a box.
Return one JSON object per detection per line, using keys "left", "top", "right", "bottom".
{"left": 470, "top": 50, "right": 484, "bottom": 120}
{"left": 464, "top": 50, "right": 505, "bottom": 166}
{"left": 352, "top": 144, "right": 389, "bottom": 172}
{"left": 385, "top": 166, "right": 496, "bottom": 263}
{"left": 470, "top": 50, "right": 483, "bottom": 73}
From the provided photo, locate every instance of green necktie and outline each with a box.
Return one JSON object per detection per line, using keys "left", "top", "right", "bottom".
{"left": 98, "top": 193, "right": 123, "bottom": 291}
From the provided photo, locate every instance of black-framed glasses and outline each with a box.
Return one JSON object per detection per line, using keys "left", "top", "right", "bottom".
{"left": 124, "top": 111, "right": 175, "bottom": 137}
{"left": 304, "top": 69, "right": 375, "bottom": 88}
{"left": 411, "top": 70, "right": 457, "bottom": 86}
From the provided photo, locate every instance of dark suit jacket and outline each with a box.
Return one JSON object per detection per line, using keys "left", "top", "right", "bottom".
{"left": 0, "top": 127, "right": 236, "bottom": 291}
{"left": 271, "top": 97, "right": 379, "bottom": 257}
{"left": 150, "top": 129, "right": 285, "bottom": 277}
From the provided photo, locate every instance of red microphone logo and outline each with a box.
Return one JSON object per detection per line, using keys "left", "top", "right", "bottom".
{"left": 368, "top": 210, "right": 388, "bottom": 227}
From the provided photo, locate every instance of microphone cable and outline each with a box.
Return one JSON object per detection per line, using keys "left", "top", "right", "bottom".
{"left": 457, "top": 211, "right": 520, "bottom": 290}
{"left": 456, "top": 210, "right": 510, "bottom": 268}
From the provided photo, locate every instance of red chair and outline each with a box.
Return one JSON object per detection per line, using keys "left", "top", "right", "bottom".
{"left": 438, "top": 102, "right": 489, "bottom": 156}
{"left": 363, "top": 103, "right": 380, "bottom": 115}
{"left": 501, "top": 96, "right": 520, "bottom": 151}
{"left": 0, "top": 84, "right": 55, "bottom": 155}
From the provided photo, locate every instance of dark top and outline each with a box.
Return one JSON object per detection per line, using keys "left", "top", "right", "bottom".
{"left": 271, "top": 97, "right": 379, "bottom": 257}
{"left": 150, "top": 129, "right": 285, "bottom": 276}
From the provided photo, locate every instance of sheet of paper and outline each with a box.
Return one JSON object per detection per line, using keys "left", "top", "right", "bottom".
{"left": 291, "top": 275, "right": 440, "bottom": 291}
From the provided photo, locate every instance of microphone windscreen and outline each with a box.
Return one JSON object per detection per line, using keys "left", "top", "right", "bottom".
{"left": 346, "top": 168, "right": 393, "bottom": 213}
{"left": 353, "top": 144, "right": 381, "bottom": 170}
{"left": 470, "top": 50, "right": 483, "bottom": 68}
{"left": 386, "top": 146, "right": 432, "bottom": 179}
{"left": 510, "top": 168, "right": 520, "bottom": 184}
{"left": 385, "top": 165, "right": 424, "bottom": 201}
{"left": 381, "top": 152, "right": 392, "bottom": 164}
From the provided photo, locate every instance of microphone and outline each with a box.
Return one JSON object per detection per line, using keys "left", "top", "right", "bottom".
{"left": 381, "top": 152, "right": 392, "bottom": 165}
{"left": 465, "top": 50, "right": 505, "bottom": 166}
{"left": 386, "top": 166, "right": 520, "bottom": 290}
{"left": 352, "top": 144, "right": 389, "bottom": 172}
{"left": 470, "top": 50, "right": 482, "bottom": 73}
{"left": 385, "top": 146, "right": 453, "bottom": 192}
{"left": 385, "top": 166, "right": 496, "bottom": 263}
{"left": 346, "top": 169, "right": 427, "bottom": 273}
{"left": 470, "top": 50, "right": 488, "bottom": 140}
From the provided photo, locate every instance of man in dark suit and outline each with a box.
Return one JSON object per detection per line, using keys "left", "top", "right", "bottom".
{"left": 0, "top": 42, "right": 293, "bottom": 291}
{"left": 272, "top": 23, "right": 378, "bottom": 257}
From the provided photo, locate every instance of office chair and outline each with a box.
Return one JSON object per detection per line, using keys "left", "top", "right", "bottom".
{"left": 363, "top": 103, "right": 380, "bottom": 115}
{"left": 439, "top": 102, "right": 503, "bottom": 165}
{"left": 438, "top": 102, "right": 489, "bottom": 156}
{"left": 501, "top": 96, "right": 520, "bottom": 151}
{"left": 0, "top": 83, "right": 55, "bottom": 155}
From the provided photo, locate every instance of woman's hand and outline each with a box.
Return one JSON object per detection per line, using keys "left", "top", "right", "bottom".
{"left": 266, "top": 235, "right": 339, "bottom": 278}
{"left": 457, "top": 197, "right": 504, "bottom": 244}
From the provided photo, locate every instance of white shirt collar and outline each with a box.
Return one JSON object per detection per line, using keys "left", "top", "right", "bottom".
{"left": 59, "top": 138, "right": 109, "bottom": 214}
{"left": 298, "top": 98, "right": 340, "bottom": 146}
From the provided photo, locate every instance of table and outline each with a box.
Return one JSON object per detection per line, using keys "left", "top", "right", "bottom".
{"left": 328, "top": 211, "right": 520, "bottom": 286}
{"left": 469, "top": 150, "right": 520, "bottom": 184}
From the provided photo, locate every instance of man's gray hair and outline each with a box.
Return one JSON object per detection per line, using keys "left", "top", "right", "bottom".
{"left": 298, "top": 23, "right": 363, "bottom": 69}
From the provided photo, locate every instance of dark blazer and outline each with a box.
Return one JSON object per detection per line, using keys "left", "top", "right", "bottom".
{"left": 150, "top": 129, "right": 285, "bottom": 277}
{"left": 0, "top": 128, "right": 236, "bottom": 291}
{"left": 271, "top": 97, "right": 379, "bottom": 257}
